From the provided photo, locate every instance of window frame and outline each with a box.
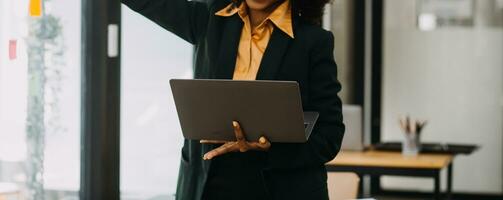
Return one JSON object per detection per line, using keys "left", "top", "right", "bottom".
{"left": 80, "top": 0, "right": 121, "bottom": 199}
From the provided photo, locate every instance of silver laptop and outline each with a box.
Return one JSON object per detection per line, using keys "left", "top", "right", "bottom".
{"left": 170, "top": 79, "right": 319, "bottom": 143}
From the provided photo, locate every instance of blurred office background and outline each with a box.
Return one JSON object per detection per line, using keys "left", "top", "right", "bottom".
{"left": 0, "top": 0, "right": 501, "bottom": 199}
{"left": 330, "top": 0, "right": 502, "bottom": 199}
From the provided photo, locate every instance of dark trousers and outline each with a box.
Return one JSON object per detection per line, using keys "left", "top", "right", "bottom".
{"left": 202, "top": 151, "right": 270, "bottom": 200}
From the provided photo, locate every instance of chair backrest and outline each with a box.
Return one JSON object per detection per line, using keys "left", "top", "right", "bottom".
{"left": 327, "top": 172, "right": 360, "bottom": 200}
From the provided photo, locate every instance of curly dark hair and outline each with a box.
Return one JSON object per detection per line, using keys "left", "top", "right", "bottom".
{"left": 231, "top": 0, "right": 331, "bottom": 25}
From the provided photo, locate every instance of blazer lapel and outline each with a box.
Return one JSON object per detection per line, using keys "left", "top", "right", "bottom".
{"left": 214, "top": 15, "right": 243, "bottom": 79}
{"left": 255, "top": 27, "right": 292, "bottom": 80}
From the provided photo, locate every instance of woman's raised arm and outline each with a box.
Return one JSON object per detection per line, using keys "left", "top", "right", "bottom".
{"left": 122, "top": 0, "right": 210, "bottom": 44}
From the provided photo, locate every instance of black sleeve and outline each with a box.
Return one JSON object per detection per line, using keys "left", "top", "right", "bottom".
{"left": 121, "top": 0, "right": 210, "bottom": 44}
{"left": 266, "top": 31, "right": 345, "bottom": 169}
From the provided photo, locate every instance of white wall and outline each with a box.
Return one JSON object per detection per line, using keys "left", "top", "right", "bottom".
{"left": 381, "top": 0, "right": 503, "bottom": 194}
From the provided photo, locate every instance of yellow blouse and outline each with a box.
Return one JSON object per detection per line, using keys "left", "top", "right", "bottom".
{"left": 215, "top": 0, "right": 294, "bottom": 80}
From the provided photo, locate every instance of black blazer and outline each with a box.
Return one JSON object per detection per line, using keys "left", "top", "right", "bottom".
{"left": 122, "top": 0, "right": 345, "bottom": 199}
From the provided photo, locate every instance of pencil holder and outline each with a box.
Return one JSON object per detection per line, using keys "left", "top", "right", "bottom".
{"left": 402, "top": 132, "right": 420, "bottom": 156}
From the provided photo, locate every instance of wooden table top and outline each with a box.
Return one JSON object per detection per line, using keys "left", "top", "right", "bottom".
{"left": 327, "top": 150, "right": 453, "bottom": 169}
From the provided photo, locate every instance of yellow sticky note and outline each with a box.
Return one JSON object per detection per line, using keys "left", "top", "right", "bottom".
{"left": 29, "top": 0, "right": 42, "bottom": 17}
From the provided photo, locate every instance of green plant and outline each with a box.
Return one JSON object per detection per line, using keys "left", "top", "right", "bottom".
{"left": 25, "top": 0, "right": 65, "bottom": 199}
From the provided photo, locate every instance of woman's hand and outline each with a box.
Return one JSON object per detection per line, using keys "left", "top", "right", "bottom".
{"left": 201, "top": 121, "right": 271, "bottom": 160}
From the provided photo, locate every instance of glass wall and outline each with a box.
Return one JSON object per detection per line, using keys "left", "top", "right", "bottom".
{"left": 0, "top": 0, "right": 81, "bottom": 199}
{"left": 120, "top": 5, "right": 193, "bottom": 199}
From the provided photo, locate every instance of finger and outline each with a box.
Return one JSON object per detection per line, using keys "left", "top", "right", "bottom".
{"left": 247, "top": 141, "right": 271, "bottom": 151}
{"left": 233, "top": 121, "right": 246, "bottom": 142}
{"left": 203, "top": 142, "right": 238, "bottom": 160}
{"left": 248, "top": 136, "right": 271, "bottom": 151}
{"left": 200, "top": 140, "right": 228, "bottom": 144}
{"left": 259, "top": 136, "right": 271, "bottom": 149}
{"left": 259, "top": 136, "right": 268, "bottom": 144}
{"left": 205, "top": 142, "right": 238, "bottom": 159}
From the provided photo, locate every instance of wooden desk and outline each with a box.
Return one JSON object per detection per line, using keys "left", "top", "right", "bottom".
{"left": 326, "top": 150, "right": 454, "bottom": 200}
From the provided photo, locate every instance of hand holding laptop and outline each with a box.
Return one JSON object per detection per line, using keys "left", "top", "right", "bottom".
{"left": 201, "top": 121, "right": 271, "bottom": 160}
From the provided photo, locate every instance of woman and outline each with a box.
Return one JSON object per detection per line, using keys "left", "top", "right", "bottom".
{"left": 122, "top": 0, "right": 345, "bottom": 199}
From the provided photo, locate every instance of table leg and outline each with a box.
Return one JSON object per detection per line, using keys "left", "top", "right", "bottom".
{"left": 370, "top": 175, "right": 381, "bottom": 196}
{"left": 357, "top": 174, "right": 364, "bottom": 198}
{"left": 447, "top": 163, "right": 453, "bottom": 200}
{"left": 434, "top": 171, "right": 441, "bottom": 200}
